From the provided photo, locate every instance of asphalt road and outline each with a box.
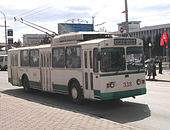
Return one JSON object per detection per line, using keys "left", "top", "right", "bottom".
{"left": 0, "top": 71, "right": 170, "bottom": 130}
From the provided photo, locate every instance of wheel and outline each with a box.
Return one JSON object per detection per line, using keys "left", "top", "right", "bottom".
{"left": 22, "top": 76, "right": 32, "bottom": 92}
{"left": 70, "top": 81, "right": 83, "bottom": 104}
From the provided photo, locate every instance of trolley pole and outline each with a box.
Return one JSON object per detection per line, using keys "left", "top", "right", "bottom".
{"left": 125, "top": 0, "right": 129, "bottom": 34}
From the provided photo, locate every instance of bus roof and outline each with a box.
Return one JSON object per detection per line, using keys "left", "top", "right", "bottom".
{"left": 8, "top": 44, "right": 51, "bottom": 52}
{"left": 0, "top": 54, "right": 7, "bottom": 56}
{"left": 52, "top": 31, "right": 113, "bottom": 44}
{"left": 78, "top": 39, "right": 106, "bottom": 45}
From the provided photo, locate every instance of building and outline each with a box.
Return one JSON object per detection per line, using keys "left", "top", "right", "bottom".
{"left": 117, "top": 21, "right": 141, "bottom": 33}
{"left": 58, "top": 23, "right": 94, "bottom": 34}
{"left": 115, "top": 21, "right": 170, "bottom": 42}
{"left": 113, "top": 21, "right": 170, "bottom": 60}
{"left": 23, "top": 34, "right": 47, "bottom": 46}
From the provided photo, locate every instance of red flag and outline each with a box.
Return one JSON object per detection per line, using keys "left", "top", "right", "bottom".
{"left": 163, "top": 28, "right": 168, "bottom": 43}
{"left": 160, "top": 34, "right": 164, "bottom": 46}
{"left": 164, "top": 28, "right": 168, "bottom": 48}
{"left": 160, "top": 28, "right": 168, "bottom": 48}
{"left": 165, "top": 42, "right": 168, "bottom": 48}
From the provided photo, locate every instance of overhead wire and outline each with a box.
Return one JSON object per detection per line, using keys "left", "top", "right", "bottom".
{"left": 22, "top": 6, "right": 52, "bottom": 19}
{"left": 15, "top": 3, "right": 52, "bottom": 20}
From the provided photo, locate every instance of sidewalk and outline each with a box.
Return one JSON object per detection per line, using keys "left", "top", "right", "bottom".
{"left": 0, "top": 92, "right": 137, "bottom": 130}
{"left": 146, "top": 69, "right": 170, "bottom": 81}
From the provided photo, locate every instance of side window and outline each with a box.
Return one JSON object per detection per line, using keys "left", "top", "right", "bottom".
{"left": 93, "top": 48, "right": 99, "bottom": 72}
{"left": 89, "top": 51, "right": 92, "bottom": 69}
{"left": 84, "top": 51, "right": 87, "bottom": 68}
{"left": 66, "top": 46, "right": 81, "bottom": 68}
{"left": 30, "top": 50, "right": 39, "bottom": 67}
{"left": 12, "top": 54, "right": 18, "bottom": 66}
{"left": 0, "top": 57, "right": 3, "bottom": 62}
{"left": 21, "top": 50, "right": 29, "bottom": 66}
{"left": 15, "top": 55, "right": 18, "bottom": 66}
{"left": 52, "top": 47, "right": 65, "bottom": 67}
{"left": 5, "top": 56, "right": 7, "bottom": 62}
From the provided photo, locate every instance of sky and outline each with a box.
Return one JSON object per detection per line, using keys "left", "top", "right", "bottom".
{"left": 1, "top": 0, "right": 170, "bottom": 42}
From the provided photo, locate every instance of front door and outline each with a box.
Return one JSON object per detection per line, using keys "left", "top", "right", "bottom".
{"left": 83, "top": 49, "right": 94, "bottom": 99}
{"left": 40, "top": 50, "right": 52, "bottom": 92}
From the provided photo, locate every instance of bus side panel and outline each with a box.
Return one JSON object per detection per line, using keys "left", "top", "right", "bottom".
{"left": 51, "top": 69, "right": 83, "bottom": 94}
{"left": 18, "top": 67, "right": 41, "bottom": 89}
{"left": 27, "top": 68, "right": 41, "bottom": 90}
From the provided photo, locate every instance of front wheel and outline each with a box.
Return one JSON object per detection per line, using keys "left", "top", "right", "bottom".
{"left": 70, "top": 81, "right": 83, "bottom": 104}
{"left": 22, "top": 76, "right": 32, "bottom": 92}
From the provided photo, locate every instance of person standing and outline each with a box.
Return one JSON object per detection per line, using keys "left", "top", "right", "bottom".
{"left": 151, "top": 61, "right": 157, "bottom": 80}
{"left": 147, "top": 62, "right": 151, "bottom": 80}
{"left": 159, "top": 59, "right": 163, "bottom": 74}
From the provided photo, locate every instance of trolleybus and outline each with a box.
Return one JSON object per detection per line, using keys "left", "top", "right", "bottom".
{"left": 8, "top": 32, "right": 146, "bottom": 103}
{"left": 0, "top": 54, "right": 7, "bottom": 70}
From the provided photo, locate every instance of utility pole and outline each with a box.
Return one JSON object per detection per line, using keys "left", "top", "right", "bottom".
{"left": 92, "top": 16, "right": 95, "bottom": 31}
{"left": 125, "top": 0, "right": 129, "bottom": 34}
{"left": 0, "top": 10, "right": 7, "bottom": 54}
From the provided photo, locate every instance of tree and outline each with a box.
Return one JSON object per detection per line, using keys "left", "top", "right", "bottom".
{"left": 142, "top": 37, "right": 151, "bottom": 59}
{"left": 152, "top": 34, "right": 163, "bottom": 57}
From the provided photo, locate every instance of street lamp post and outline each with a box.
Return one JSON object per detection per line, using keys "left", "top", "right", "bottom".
{"left": 0, "top": 10, "right": 7, "bottom": 54}
{"left": 124, "top": 0, "right": 129, "bottom": 34}
{"left": 149, "top": 43, "right": 152, "bottom": 58}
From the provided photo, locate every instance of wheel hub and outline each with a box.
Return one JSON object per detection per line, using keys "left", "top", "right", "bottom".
{"left": 71, "top": 87, "right": 78, "bottom": 99}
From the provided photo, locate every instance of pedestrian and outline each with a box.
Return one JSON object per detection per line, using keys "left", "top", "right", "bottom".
{"left": 159, "top": 59, "right": 163, "bottom": 74}
{"left": 147, "top": 62, "right": 151, "bottom": 80}
{"left": 151, "top": 61, "right": 157, "bottom": 80}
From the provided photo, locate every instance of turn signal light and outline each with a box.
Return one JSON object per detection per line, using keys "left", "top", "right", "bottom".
{"left": 142, "top": 80, "right": 145, "bottom": 84}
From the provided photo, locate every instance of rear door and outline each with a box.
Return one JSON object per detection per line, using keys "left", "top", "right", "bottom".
{"left": 83, "top": 48, "right": 94, "bottom": 99}
{"left": 11, "top": 53, "right": 19, "bottom": 85}
{"left": 40, "top": 49, "right": 52, "bottom": 92}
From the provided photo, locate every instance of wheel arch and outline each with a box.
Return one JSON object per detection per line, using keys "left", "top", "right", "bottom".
{"left": 21, "top": 73, "right": 29, "bottom": 85}
{"left": 68, "top": 78, "right": 81, "bottom": 94}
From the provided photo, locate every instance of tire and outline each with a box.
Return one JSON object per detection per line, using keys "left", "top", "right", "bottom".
{"left": 70, "top": 81, "right": 83, "bottom": 104}
{"left": 22, "top": 76, "right": 32, "bottom": 92}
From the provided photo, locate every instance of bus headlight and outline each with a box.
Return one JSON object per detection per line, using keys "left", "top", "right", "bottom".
{"left": 136, "top": 79, "right": 141, "bottom": 85}
{"left": 110, "top": 82, "right": 115, "bottom": 88}
{"left": 107, "top": 82, "right": 115, "bottom": 88}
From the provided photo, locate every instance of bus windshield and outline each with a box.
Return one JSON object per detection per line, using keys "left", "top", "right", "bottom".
{"left": 126, "top": 47, "right": 144, "bottom": 70}
{"left": 101, "top": 47, "right": 125, "bottom": 72}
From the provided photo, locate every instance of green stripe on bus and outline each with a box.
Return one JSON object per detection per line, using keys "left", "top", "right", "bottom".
{"left": 29, "top": 81, "right": 41, "bottom": 89}
{"left": 100, "top": 71, "right": 145, "bottom": 77}
{"left": 94, "top": 88, "right": 146, "bottom": 100}
{"left": 52, "top": 84, "right": 68, "bottom": 92}
{"left": 94, "top": 90, "right": 100, "bottom": 96}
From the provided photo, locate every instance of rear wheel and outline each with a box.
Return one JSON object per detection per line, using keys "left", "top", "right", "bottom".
{"left": 22, "top": 76, "right": 32, "bottom": 92}
{"left": 70, "top": 81, "right": 83, "bottom": 104}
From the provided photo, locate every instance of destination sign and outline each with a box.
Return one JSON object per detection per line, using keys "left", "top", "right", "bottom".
{"left": 114, "top": 39, "right": 136, "bottom": 45}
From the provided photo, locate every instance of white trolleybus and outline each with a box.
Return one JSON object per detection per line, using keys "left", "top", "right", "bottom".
{"left": 0, "top": 54, "right": 7, "bottom": 71}
{"left": 8, "top": 32, "right": 146, "bottom": 103}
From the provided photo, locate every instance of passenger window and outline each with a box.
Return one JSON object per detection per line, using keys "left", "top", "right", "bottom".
{"left": 21, "top": 50, "right": 29, "bottom": 66}
{"left": 66, "top": 46, "right": 81, "bottom": 68}
{"left": 84, "top": 51, "right": 87, "bottom": 68}
{"left": 93, "top": 48, "right": 99, "bottom": 72}
{"left": 52, "top": 47, "right": 65, "bottom": 67}
{"left": 89, "top": 51, "right": 92, "bottom": 69}
{"left": 14, "top": 54, "right": 18, "bottom": 66}
{"left": 30, "top": 50, "right": 39, "bottom": 67}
